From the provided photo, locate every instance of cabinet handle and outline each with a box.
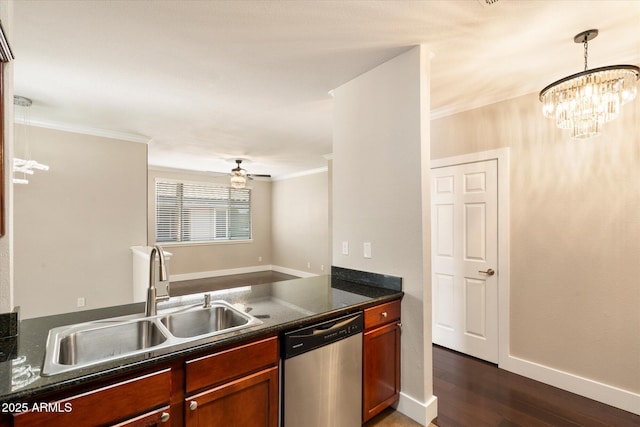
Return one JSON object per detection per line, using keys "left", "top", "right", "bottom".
{"left": 397, "top": 322, "right": 402, "bottom": 330}
{"left": 381, "top": 312, "right": 388, "bottom": 318}
{"left": 160, "top": 412, "right": 170, "bottom": 423}
{"left": 189, "top": 401, "right": 198, "bottom": 411}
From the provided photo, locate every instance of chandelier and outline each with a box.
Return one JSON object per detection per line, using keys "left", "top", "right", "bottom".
{"left": 539, "top": 29, "right": 639, "bottom": 139}
{"left": 13, "top": 96, "right": 49, "bottom": 184}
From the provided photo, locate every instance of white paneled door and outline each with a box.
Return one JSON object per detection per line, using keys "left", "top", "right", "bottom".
{"left": 431, "top": 160, "right": 498, "bottom": 363}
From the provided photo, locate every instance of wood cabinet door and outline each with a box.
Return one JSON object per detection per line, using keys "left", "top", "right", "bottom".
{"left": 185, "top": 366, "right": 278, "bottom": 427}
{"left": 363, "top": 321, "right": 401, "bottom": 422}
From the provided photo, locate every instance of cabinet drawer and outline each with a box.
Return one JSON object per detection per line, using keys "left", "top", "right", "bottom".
{"left": 185, "top": 336, "right": 278, "bottom": 394}
{"left": 364, "top": 299, "right": 401, "bottom": 330}
{"left": 13, "top": 369, "right": 171, "bottom": 427}
{"left": 111, "top": 405, "right": 171, "bottom": 426}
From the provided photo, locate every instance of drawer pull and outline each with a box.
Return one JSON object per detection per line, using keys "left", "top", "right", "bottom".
{"left": 381, "top": 312, "right": 388, "bottom": 318}
{"left": 190, "top": 401, "right": 198, "bottom": 411}
{"left": 160, "top": 412, "right": 170, "bottom": 423}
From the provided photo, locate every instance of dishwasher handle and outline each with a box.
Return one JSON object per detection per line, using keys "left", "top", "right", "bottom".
{"left": 282, "top": 312, "right": 363, "bottom": 359}
{"left": 288, "top": 316, "right": 358, "bottom": 338}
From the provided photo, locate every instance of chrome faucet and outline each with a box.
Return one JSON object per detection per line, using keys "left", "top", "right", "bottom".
{"left": 145, "top": 245, "right": 170, "bottom": 317}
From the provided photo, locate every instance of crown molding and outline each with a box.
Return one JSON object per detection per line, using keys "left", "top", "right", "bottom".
{"left": 148, "top": 165, "right": 227, "bottom": 177}
{"left": 271, "top": 166, "right": 328, "bottom": 181}
{"left": 430, "top": 90, "right": 535, "bottom": 120}
{"left": 16, "top": 118, "right": 151, "bottom": 144}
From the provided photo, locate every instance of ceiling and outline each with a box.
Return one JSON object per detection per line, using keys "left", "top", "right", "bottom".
{"left": 12, "top": 1, "right": 640, "bottom": 178}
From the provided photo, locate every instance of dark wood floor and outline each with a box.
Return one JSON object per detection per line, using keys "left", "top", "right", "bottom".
{"left": 170, "top": 270, "right": 298, "bottom": 296}
{"left": 433, "top": 345, "right": 640, "bottom": 427}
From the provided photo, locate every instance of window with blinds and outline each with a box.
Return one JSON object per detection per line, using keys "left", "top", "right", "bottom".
{"left": 155, "top": 180, "right": 251, "bottom": 243}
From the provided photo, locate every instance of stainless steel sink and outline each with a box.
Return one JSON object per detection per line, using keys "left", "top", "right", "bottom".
{"left": 160, "top": 302, "right": 261, "bottom": 338}
{"left": 57, "top": 319, "right": 167, "bottom": 366}
{"left": 42, "top": 299, "right": 263, "bottom": 376}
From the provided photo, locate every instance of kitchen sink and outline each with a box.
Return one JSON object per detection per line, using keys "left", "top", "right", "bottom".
{"left": 57, "top": 319, "right": 167, "bottom": 366}
{"left": 42, "top": 299, "right": 263, "bottom": 376}
{"left": 160, "top": 302, "right": 261, "bottom": 338}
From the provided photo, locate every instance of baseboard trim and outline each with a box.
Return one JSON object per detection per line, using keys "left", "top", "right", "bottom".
{"left": 271, "top": 265, "right": 318, "bottom": 278}
{"left": 170, "top": 265, "right": 273, "bottom": 282}
{"left": 395, "top": 392, "right": 438, "bottom": 426}
{"left": 501, "top": 354, "right": 640, "bottom": 415}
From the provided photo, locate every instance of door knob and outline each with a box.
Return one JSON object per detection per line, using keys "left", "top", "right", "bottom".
{"left": 478, "top": 268, "right": 495, "bottom": 276}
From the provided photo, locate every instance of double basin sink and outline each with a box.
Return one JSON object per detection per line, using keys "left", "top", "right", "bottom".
{"left": 42, "top": 300, "right": 263, "bottom": 376}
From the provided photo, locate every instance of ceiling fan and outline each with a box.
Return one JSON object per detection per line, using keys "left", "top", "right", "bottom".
{"left": 230, "top": 159, "right": 271, "bottom": 188}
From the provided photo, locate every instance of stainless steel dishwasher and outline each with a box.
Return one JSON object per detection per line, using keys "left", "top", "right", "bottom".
{"left": 281, "top": 311, "right": 364, "bottom": 427}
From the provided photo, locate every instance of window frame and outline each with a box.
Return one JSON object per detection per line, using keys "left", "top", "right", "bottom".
{"left": 154, "top": 178, "right": 253, "bottom": 246}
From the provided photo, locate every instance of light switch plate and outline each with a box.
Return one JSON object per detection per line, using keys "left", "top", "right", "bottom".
{"left": 342, "top": 241, "right": 349, "bottom": 255}
{"left": 363, "top": 242, "right": 372, "bottom": 258}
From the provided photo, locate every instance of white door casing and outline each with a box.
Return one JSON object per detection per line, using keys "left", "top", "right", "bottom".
{"left": 431, "top": 159, "right": 498, "bottom": 363}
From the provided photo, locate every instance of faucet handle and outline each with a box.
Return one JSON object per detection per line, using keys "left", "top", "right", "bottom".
{"left": 156, "top": 281, "right": 170, "bottom": 299}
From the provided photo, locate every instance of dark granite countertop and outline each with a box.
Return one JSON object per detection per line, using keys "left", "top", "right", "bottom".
{"left": 0, "top": 274, "right": 402, "bottom": 403}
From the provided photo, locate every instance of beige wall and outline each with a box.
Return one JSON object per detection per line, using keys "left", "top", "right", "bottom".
{"left": 432, "top": 92, "right": 640, "bottom": 393}
{"left": 14, "top": 126, "right": 147, "bottom": 318}
{"left": 147, "top": 168, "right": 272, "bottom": 276}
{"left": 333, "top": 46, "right": 434, "bottom": 421}
{"left": 0, "top": 0, "right": 13, "bottom": 314}
{"left": 271, "top": 170, "right": 330, "bottom": 275}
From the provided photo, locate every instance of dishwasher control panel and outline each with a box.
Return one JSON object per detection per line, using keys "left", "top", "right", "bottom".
{"left": 282, "top": 312, "right": 363, "bottom": 359}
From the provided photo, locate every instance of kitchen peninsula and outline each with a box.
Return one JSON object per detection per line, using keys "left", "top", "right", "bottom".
{"left": 0, "top": 268, "right": 402, "bottom": 426}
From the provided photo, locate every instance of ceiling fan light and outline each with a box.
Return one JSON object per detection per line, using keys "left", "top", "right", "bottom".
{"left": 230, "top": 172, "right": 246, "bottom": 189}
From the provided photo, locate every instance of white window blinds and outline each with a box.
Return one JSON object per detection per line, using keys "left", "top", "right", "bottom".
{"left": 156, "top": 180, "right": 251, "bottom": 243}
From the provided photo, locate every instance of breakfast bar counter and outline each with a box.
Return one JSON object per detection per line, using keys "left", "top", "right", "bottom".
{"left": 0, "top": 272, "right": 402, "bottom": 404}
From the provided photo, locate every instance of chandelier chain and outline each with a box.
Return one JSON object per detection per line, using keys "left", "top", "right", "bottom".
{"left": 583, "top": 36, "right": 588, "bottom": 71}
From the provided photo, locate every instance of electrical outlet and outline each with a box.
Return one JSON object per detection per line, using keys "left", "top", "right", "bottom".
{"left": 320, "top": 265, "right": 324, "bottom": 271}
{"left": 258, "top": 256, "right": 262, "bottom": 262}
{"left": 307, "top": 261, "right": 311, "bottom": 269}
{"left": 77, "top": 297, "right": 86, "bottom": 308}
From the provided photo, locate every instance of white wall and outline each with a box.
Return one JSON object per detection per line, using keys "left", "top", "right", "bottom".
{"left": 332, "top": 45, "right": 435, "bottom": 424}
{"left": 13, "top": 126, "right": 147, "bottom": 318}
{"left": 271, "top": 169, "right": 330, "bottom": 276}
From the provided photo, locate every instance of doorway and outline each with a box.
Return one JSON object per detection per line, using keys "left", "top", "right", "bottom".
{"left": 430, "top": 148, "right": 510, "bottom": 365}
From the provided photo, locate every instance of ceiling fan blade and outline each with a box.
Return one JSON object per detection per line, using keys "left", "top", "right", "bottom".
{"left": 247, "top": 174, "right": 271, "bottom": 178}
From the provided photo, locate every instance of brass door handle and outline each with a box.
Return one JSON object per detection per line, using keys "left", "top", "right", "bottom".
{"left": 479, "top": 268, "right": 495, "bottom": 276}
